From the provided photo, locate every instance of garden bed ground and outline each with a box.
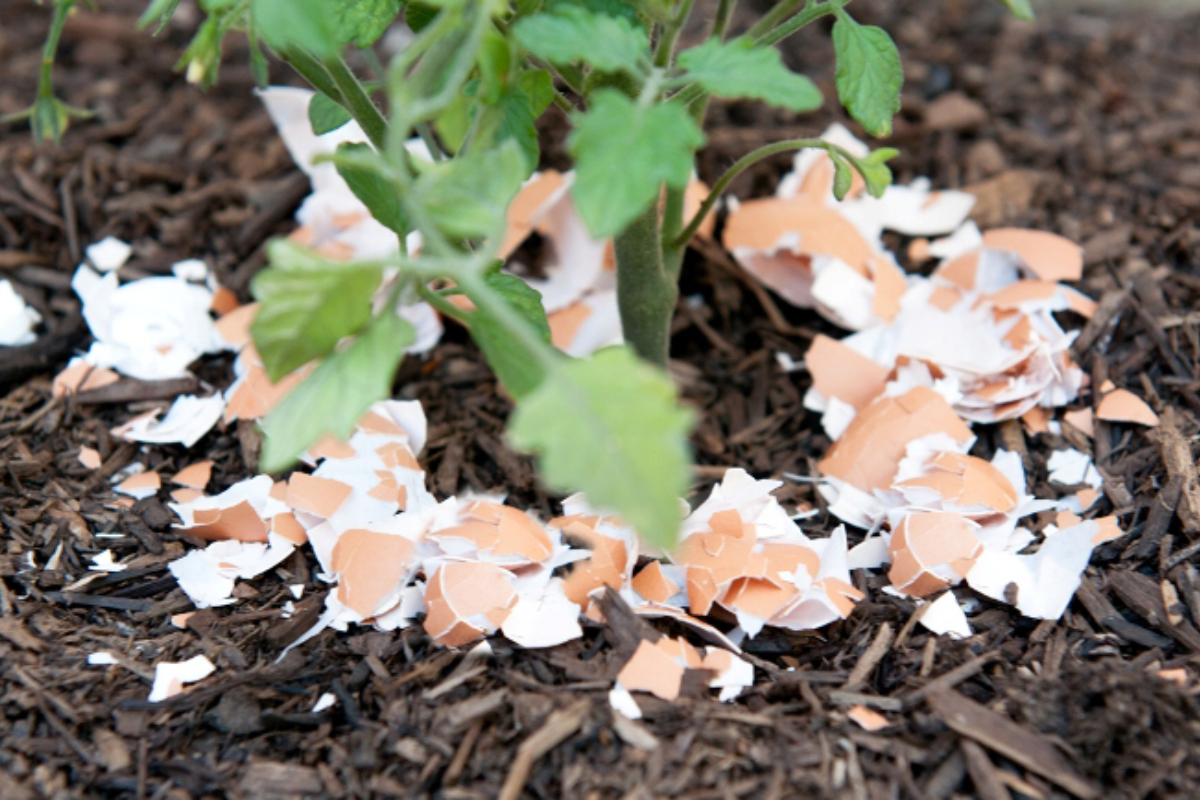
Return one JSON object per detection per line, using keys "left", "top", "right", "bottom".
{"left": 3, "top": 0, "right": 1200, "bottom": 797}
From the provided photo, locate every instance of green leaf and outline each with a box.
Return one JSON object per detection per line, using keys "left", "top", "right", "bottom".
{"left": 470, "top": 272, "right": 552, "bottom": 398}
{"left": 521, "top": 69, "right": 555, "bottom": 115}
{"left": 250, "top": 240, "right": 383, "bottom": 381}
{"left": 545, "top": 0, "right": 641, "bottom": 26}
{"left": 828, "top": 150, "right": 853, "bottom": 201}
{"left": 405, "top": 2, "right": 439, "bottom": 31}
{"left": 333, "top": 0, "right": 402, "bottom": 47}
{"left": 567, "top": 89, "right": 704, "bottom": 237}
{"left": 831, "top": 11, "right": 903, "bottom": 138}
{"left": 334, "top": 143, "right": 410, "bottom": 236}
{"left": 512, "top": 7, "right": 648, "bottom": 74}
{"left": 509, "top": 346, "right": 694, "bottom": 548}
{"left": 139, "top": 0, "right": 183, "bottom": 33}
{"left": 677, "top": 37, "right": 822, "bottom": 112}
{"left": 308, "top": 91, "right": 353, "bottom": 135}
{"left": 415, "top": 139, "right": 528, "bottom": 238}
{"left": 999, "top": 0, "right": 1034, "bottom": 20}
{"left": 252, "top": 0, "right": 339, "bottom": 58}
{"left": 856, "top": 147, "right": 898, "bottom": 198}
{"left": 259, "top": 312, "right": 414, "bottom": 472}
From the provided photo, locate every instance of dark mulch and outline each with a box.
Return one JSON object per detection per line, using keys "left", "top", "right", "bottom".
{"left": 3, "top": 0, "right": 1200, "bottom": 797}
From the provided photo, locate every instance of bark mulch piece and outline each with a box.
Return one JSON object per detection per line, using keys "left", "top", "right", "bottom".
{"left": 4, "top": 0, "right": 1200, "bottom": 796}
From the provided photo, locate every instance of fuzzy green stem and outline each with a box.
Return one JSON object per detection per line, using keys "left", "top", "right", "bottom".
{"left": 758, "top": 0, "right": 849, "bottom": 46}
{"left": 418, "top": 283, "right": 470, "bottom": 323}
{"left": 744, "top": 0, "right": 806, "bottom": 41}
{"left": 323, "top": 56, "right": 389, "bottom": 151}
{"left": 39, "top": 0, "right": 75, "bottom": 100}
{"left": 674, "top": 137, "right": 847, "bottom": 247}
{"left": 281, "top": 48, "right": 344, "bottom": 106}
{"left": 654, "top": 0, "right": 697, "bottom": 68}
{"left": 711, "top": 0, "right": 739, "bottom": 40}
{"left": 614, "top": 202, "right": 675, "bottom": 367}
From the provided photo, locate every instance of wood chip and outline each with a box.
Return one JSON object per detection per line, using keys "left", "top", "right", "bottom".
{"left": 927, "top": 689, "right": 1098, "bottom": 799}
{"left": 498, "top": 699, "right": 590, "bottom": 800}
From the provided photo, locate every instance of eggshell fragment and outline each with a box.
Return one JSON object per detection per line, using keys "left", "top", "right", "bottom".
{"left": 79, "top": 448, "right": 103, "bottom": 470}
{"left": 423, "top": 562, "right": 517, "bottom": 648}
{"left": 1096, "top": 389, "right": 1160, "bottom": 427}
{"left": 806, "top": 334, "right": 890, "bottom": 412}
{"left": 330, "top": 528, "right": 416, "bottom": 617}
{"left": 631, "top": 561, "right": 679, "bottom": 604}
{"left": 847, "top": 705, "right": 890, "bottom": 732}
{"left": 173, "top": 461, "right": 214, "bottom": 489}
{"left": 115, "top": 471, "right": 161, "bottom": 500}
{"left": 617, "top": 639, "right": 685, "bottom": 701}
{"left": 888, "top": 512, "right": 983, "bottom": 597}
{"left": 819, "top": 388, "right": 973, "bottom": 493}
{"left": 981, "top": 229, "right": 1083, "bottom": 282}
{"left": 148, "top": 655, "right": 216, "bottom": 702}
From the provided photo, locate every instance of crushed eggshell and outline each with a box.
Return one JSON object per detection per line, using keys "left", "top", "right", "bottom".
{"left": 0, "top": 279, "right": 41, "bottom": 346}
{"left": 173, "top": 461, "right": 214, "bottom": 489}
{"left": 79, "top": 447, "right": 103, "bottom": 470}
{"left": 148, "top": 655, "right": 216, "bottom": 703}
{"left": 1096, "top": 389, "right": 1160, "bottom": 427}
{"left": 847, "top": 705, "right": 890, "bottom": 732}
{"left": 112, "top": 394, "right": 225, "bottom": 448}
{"left": 115, "top": 471, "right": 161, "bottom": 500}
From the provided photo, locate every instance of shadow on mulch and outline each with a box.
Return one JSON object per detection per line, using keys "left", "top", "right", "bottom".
{"left": 3, "top": 0, "right": 1200, "bottom": 797}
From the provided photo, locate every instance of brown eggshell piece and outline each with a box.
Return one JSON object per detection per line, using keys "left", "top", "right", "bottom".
{"left": 286, "top": 473, "right": 353, "bottom": 518}
{"left": 723, "top": 196, "right": 875, "bottom": 276}
{"left": 1063, "top": 408, "right": 1094, "bottom": 438}
{"left": 819, "top": 388, "right": 973, "bottom": 492}
{"left": 631, "top": 561, "right": 678, "bottom": 603}
{"left": 117, "top": 471, "right": 161, "bottom": 495}
{"left": 806, "top": 334, "right": 889, "bottom": 411}
{"left": 172, "top": 461, "right": 213, "bottom": 489}
{"left": 214, "top": 303, "right": 259, "bottom": 349}
{"left": 423, "top": 561, "right": 517, "bottom": 647}
{"left": 376, "top": 442, "right": 421, "bottom": 471}
{"left": 79, "top": 447, "right": 102, "bottom": 470}
{"left": 188, "top": 500, "right": 270, "bottom": 543}
{"left": 617, "top": 639, "right": 684, "bottom": 701}
{"left": 888, "top": 512, "right": 982, "bottom": 597}
{"left": 1096, "top": 389, "right": 1160, "bottom": 427}
{"left": 558, "top": 519, "right": 628, "bottom": 605}
{"left": 981, "top": 228, "right": 1083, "bottom": 282}
{"left": 331, "top": 528, "right": 416, "bottom": 617}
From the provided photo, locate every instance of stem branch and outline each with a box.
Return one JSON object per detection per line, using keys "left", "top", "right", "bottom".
{"left": 674, "top": 137, "right": 860, "bottom": 247}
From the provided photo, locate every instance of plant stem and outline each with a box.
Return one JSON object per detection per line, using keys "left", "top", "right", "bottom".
{"left": 654, "top": 0, "right": 697, "bottom": 68}
{"left": 281, "top": 47, "right": 345, "bottom": 107}
{"left": 757, "top": 0, "right": 848, "bottom": 47}
{"left": 39, "top": 0, "right": 75, "bottom": 100}
{"left": 744, "top": 0, "right": 806, "bottom": 41}
{"left": 323, "top": 56, "right": 389, "bottom": 151}
{"left": 417, "top": 283, "right": 470, "bottom": 323}
{"left": 711, "top": 0, "right": 738, "bottom": 41}
{"left": 614, "top": 202, "right": 675, "bottom": 367}
{"left": 674, "top": 137, "right": 836, "bottom": 247}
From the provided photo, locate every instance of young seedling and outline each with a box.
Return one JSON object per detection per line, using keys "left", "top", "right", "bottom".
{"left": 22, "top": 0, "right": 1032, "bottom": 548}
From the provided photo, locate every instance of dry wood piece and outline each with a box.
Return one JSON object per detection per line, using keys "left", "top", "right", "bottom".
{"left": 498, "top": 699, "right": 590, "bottom": 800}
{"left": 843, "top": 622, "right": 893, "bottom": 690}
{"left": 927, "top": 689, "right": 1099, "bottom": 799}
{"left": 71, "top": 377, "right": 200, "bottom": 405}
{"left": 1150, "top": 408, "right": 1200, "bottom": 534}
{"left": 1132, "top": 474, "right": 1183, "bottom": 560}
{"left": 902, "top": 651, "right": 1000, "bottom": 708}
{"left": 960, "top": 739, "right": 1011, "bottom": 800}
{"left": 239, "top": 761, "right": 324, "bottom": 796}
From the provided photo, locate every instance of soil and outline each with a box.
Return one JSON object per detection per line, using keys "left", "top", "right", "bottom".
{"left": 3, "top": 0, "right": 1200, "bottom": 797}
